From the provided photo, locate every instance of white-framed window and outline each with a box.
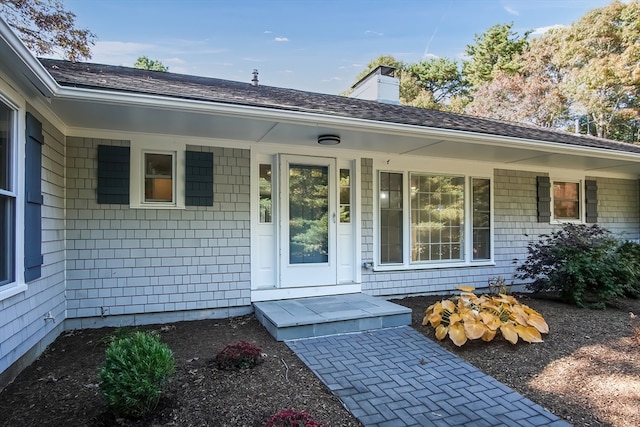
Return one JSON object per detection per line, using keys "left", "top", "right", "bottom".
{"left": 472, "top": 178, "right": 491, "bottom": 260}
{"left": 259, "top": 163, "right": 273, "bottom": 223}
{"left": 0, "top": 98, "right": 15, "bottom": 287}
{"left": 130, "top": 139, "right": 185, "bottom": 209}
{"left": 143, "top": 151, "right": 175, "bottom": 203}
{"left": 339, "top": 168, "right": 351, "bottom": 223}
{"left": 552, "top": 180, "right": 581, "bottom": 221}
{"left": 376, "top": 165, "right": 492, "bottom": 270}
{"left": 410, "top": 173, "right": 465, "bottom": 263}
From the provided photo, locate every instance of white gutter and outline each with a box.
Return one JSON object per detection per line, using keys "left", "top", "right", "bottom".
{"left": 56, "top": 85, "right": 640, "bottom": 165}
{"left": 0, "top": 18, "right": 59, "bottom": 97}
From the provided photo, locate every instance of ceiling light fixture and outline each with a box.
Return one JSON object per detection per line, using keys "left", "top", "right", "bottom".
{"left": 317, "top": 134, "right": 341, "bottom": 145}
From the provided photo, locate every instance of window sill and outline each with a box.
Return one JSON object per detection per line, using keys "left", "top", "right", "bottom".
{"left": 130, "top": 204, "right": 185, "bottom": 210}
{"left": 0, "top": 283, "right": 28, "bottom": 302}
{"left": 550, "top": 219, "right": 583, "bottom": 225}
{"left": 371, "top": 261, "right": 495, "bottom": 272}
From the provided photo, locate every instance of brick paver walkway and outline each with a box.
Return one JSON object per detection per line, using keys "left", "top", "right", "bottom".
{"left": 287, "top": 326, "right": 571, "bottom": 427}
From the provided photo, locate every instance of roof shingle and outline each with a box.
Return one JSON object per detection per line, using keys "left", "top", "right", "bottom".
{"left": 39, "top": 58, "right": 640, "bottom": 155}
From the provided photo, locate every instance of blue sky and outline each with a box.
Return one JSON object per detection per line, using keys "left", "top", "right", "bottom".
{"left": 63, "top": 0, "right": 618, "bottom": 95}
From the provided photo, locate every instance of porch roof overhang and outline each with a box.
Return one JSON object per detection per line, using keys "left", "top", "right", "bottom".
{"left": 2, "top": 16, "right": 640, "bottom": 177}
{"left": 49, "top": 87, "right": 640, "bottom": 176}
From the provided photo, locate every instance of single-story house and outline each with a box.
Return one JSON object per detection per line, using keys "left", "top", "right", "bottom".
{"left": 2, "top": 18, "right": 640, "bottom": 388}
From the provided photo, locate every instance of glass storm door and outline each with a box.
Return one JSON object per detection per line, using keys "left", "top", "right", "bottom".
{"left": 280, "top": 155, "right": 337, "bottom": 287}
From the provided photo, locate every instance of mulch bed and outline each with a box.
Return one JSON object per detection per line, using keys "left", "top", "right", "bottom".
{"left": 1, "top": 293, "right": 639, "bottom": 426}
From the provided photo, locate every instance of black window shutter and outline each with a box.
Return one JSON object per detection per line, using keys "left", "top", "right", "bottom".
{"left": 24, "top": 113, "right": 44, "bottom": 282}
{"left": 97, "top": 145, "right": 130, "bottom": 204}
{"left": 585, "top": 180, "right": 598, "bottom": 223}
{"left": 537, "top": 176, "right": 551, "bottom": 223}
{"left": 185, "top": 151, "right": 213, "bottom": 206}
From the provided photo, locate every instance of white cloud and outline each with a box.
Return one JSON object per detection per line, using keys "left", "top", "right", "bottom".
{"left": 422, "top": 53, "right": 439, "bottom": 59}
{"left": 531, "top": 24, "right": 566, "bottom": 37}
{"left": 321, "top": 76, "right": 342, "bottom": 82}
{"left": 242, "top": 57, "right": 266, "bottom": 62}
{"left": 504, "top": 5, "right": 519, "bottom": 16}
{"left": 365, "top": 30, "right": 383, "bottom": 36}
{"left": 169, "top": 66, "right": 188, "bottom": 74}
{"left": 164, "top": 57, "right": 185, "bottom": 65}
{"left": 160, "top": 58, "right": 186, "bottom": 74}
{"left": 89, "top": 41, "right": 156, "bottom": 66}
{"left": 274, "top": 36, "right": 289, "bottom": 42}
{"left": 264, "top": 30, "right": 273, "bottom": 34}
{"left": 93, "top": 41, "right": 155, "bottom": 55}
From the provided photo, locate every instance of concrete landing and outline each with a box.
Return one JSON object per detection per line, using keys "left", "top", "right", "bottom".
{"left": 253, "top": 293, "right": 412, "bottom": 341}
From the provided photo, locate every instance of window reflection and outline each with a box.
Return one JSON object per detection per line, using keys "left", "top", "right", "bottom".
{"left": 472, "top": 178, "right": 491, "bottom": 260}
{"left": 144, "top": 153, "right": 173, "bottom": 202}
{"left": 410, "top": 175, "right": 464, "bottom": 262}
{"left": 259, "top": 164, "right": 272, "bottom": 223}
{"left": 554, "top": 182, "right": 580, "bottom": 219}
{"left": 339, "top": 169, "right": 351, "bottom": 223}
{"left": 289, "top": 164, "right": 328, "bottom": 264}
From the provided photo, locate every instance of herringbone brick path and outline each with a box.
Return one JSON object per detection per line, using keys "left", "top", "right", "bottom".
{"left": 287, "top": 326, "right": 571, "bottom": 427}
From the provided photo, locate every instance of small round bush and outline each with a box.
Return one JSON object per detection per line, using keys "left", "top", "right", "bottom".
{"left": 99, "top": 331, "right": 175, "bottom": 417}
{"left": 214, "top": 340, "right": 264, "bottom": 370}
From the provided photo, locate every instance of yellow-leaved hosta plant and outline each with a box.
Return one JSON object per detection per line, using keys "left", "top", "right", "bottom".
{"left": 422, "top": 286, "right": 549, "bottom": 347}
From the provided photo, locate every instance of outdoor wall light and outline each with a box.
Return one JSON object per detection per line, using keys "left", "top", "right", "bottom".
{"left": 317, "top": 134, "right": 341, "bottom": 145}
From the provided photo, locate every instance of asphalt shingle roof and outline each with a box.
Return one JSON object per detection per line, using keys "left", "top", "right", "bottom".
{"left": 39, "top": 58, "right": 640, "bottom": 155}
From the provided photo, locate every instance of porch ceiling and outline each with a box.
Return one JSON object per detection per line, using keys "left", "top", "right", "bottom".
{"left": 52, "top": 96, "right": 640, "bottom": 176}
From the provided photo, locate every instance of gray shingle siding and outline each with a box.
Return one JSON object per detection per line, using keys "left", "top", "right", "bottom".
{"left": 361, "top": 158, "right": 374, "bottom": 264}
{"left": 65, "top": 138, "right": 251, "bottom": 327}
{"left": 589, "top": 176, "right": 639, "bottom": 240}
{"left": 0, "top": 109, "right": 66, "bottom": 389}
{"left": 359, "top": 168, "right": 640, "bottom": 296}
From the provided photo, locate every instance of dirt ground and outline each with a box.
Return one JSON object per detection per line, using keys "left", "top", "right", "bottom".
{"left": 1, "top": 294, "right": 639, "bottom": 427}
{"left": 393, "top": 294, "right": 640, "bottom": 427}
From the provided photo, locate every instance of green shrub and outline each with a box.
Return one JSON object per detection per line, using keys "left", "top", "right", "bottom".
{"left": 515, "top": 224, "right": 629, "bottom": 308}
{"left": 214, "top": 341, "right": 264, "bottom": 370}
{"left": 99, "top": 331, "right": 175, "bottom": 417}
{"left": 615, "top": 240, "right": 640, "bottom": 298}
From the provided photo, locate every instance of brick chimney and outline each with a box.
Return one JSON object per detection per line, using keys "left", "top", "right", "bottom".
{"left": 348, "top": 65, "right": 399, "bottom": 105}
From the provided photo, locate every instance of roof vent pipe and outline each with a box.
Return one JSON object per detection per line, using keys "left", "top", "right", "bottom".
{"left": 251, "top": 69, "right": 259, "bottom": 86}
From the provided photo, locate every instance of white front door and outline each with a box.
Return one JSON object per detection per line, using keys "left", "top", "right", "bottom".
{"left": 279, "top": 155, "right": 337, "bottom": 287}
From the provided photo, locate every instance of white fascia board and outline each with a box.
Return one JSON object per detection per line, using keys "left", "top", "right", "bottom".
{"left": 55, "top": 85, "right": 640, "bottom": 165}
{"left": 0, "top": 19, "right": 58, "bottom": 97}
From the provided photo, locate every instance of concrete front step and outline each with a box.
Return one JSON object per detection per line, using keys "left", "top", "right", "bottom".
{"left": 253, "top": 293, "right": 412, "bottom": 341}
